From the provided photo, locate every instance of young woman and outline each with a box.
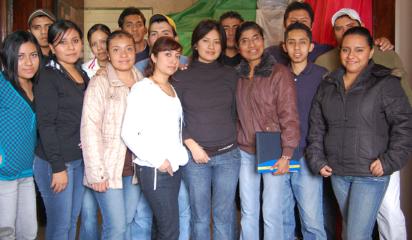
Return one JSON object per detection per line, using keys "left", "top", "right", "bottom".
{"left": 121, "top": 36, "right": 188, "bottom": 240}
{"left": 172, "top": 20, "right": 240, "bottom": 240}
{"left": 0, "top": 31, "right": 41, "bottom": 240}
{"left": 82, "top": 24, "right": 111, "bottom": 77}
{"left": 235, "top": 22, "right": 300, "bottom": 240}
{"left": 79, "top": 23, "right": 111, "bottom": 240}
{"left": 33, "top": 20, "right": 88, "bottom": 240}
{"left": 307, "top": 27, "right": 412, "bottom": 239}
{"left": 81, "top": 30, "right": 143, "bottom": 240}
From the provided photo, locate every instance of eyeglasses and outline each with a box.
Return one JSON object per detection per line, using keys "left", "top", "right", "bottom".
{"left": 239, "top": 35, "right": 263, "bottom": 46}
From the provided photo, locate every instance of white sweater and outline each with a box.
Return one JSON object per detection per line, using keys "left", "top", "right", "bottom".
{"left": 121, "top": 78, "right": 188, "bottom": 172}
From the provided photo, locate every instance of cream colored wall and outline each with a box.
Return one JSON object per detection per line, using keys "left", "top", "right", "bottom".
{"left": 83, "top": 0, "right": 196, "bottom": 61}
{"left": 396, "top": 0, "right": 412, "bottom": 236}
{"left": 84, "top": 0, "right": 196, "bottom": 14}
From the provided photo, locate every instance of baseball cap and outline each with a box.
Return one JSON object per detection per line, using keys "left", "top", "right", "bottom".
{"left": 28, "top": 9, "right": 56, "bottom": 26}
{"left": 149, "top": 14, "right": 177, "bottom": 32}
{"left": 331, "top": 8, "right": 362, "bottom": 26}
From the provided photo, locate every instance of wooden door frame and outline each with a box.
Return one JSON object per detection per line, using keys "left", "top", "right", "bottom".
{"left": 372, "top": 0, "right": 395, "bottom": 44}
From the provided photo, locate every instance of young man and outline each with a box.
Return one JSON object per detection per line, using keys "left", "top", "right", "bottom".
{"left": 265, "top": 2, "right": 332, "bottom": 65}
{"left": 219, "top": 11, "right": 244, "bottom": 67}
{"left": 281, "top": 22, "right": 328, "bottom": 239}
{"left": 27, "top": 9, "right": 56, "bottom": 59}
{"left": 315, "top": 8, "right": 411, "bottom": 240}
{"left": 118, "top": 7, "right": 149, "bottom": 63}
{"left": 135, "top": 14, "right": 188, "bottom": 73}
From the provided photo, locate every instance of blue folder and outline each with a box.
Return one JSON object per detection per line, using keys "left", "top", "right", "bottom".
{"left": 256, "top": 132, "right": 301, "bottom": 174}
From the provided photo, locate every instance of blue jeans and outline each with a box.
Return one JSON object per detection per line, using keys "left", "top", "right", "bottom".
{"left": 79, "top": 187, "right": 99, "bottom": 240}
{"left": 183, "top": 148, "right": 240, "bottom": 240}
{"left": 94, "top": 188, "right": 126, "bottom": 239}
{"left": 79, "top": 176, "right": 140, "bottom": 240}
{"left": 282, "top": 157, "right": 326, "bottom": 240}
{"left": 33, "top": 156, "right": 85, "bottom": 240}
{"left": 239, "top": 150, "right": 288, "bottom": 240}
{"left": 131, "top": 180, "right": 191, "bottom": 240}
{"left": 123, "top": 176, "right": 140, "bottom": 240}
{"left": 331, "top": 175, "right": 389, "bottom": 240}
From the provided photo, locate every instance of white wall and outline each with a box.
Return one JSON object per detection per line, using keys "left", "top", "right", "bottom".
{"left": 396, "top": 0, "right": 412, "bottom": 236}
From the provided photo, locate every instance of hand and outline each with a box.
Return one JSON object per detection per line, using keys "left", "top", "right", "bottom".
{"left": 370, "top": 159, "right": 384, "bottom": 177}
{"left": 179, "top": 63, "right": 188, "bottom": 71}
{"left": 91, "top": 180, "right": 109, "bottom": 192}
{"left": 319, "top": 165, "right": 333, "bottom": 177}
{"left": 0, "top": 154, "right": 2, "bottom": 164}
{"left": 159, "top": 159, "right": 173, "bottom": 176}
{"left": 272, "top": 156, "right": 290, "bottom": 175}
{"left": 95, "top": 67, "right": 107, "bottom": 76}
{"left": 51, "top": 170, "right": 68, "bottom": 193}
{"left": 374, "top": 37, "right": 394, "bottom": 51}
{"left": 185, "top": 139, "right": 210, "bottom": 164}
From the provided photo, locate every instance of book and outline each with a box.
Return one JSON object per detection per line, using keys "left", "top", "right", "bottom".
{"left": 256, "top": 131, "right": 301, "bottom": 174}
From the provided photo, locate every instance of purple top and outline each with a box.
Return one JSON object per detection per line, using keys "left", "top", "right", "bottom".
{"left": 291, "top": 62, "right": 328, "bottom": 157}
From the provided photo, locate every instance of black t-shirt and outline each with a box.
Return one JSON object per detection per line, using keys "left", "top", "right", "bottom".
{"left": 222, "top": 53, "right": 242, "bottom": 67}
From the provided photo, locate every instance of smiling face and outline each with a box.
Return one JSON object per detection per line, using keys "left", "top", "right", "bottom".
{"left": 196, "top": 29, "right": 222, "bottom": 63}
{"left": 50, "top": 28, "right": 82, "bottom": 65}
{"left": 89, "top": 30, "right": 109, "bottom": 63}
{"left": 340, "top": 34, "right": 374, "bottom": 75}
{"left": 283, "top": 29, "right": 313, "bottom": 64}
{"left": 238, "top": 28, "right": 264, "bottom": 66}
{"left": 17, "top": 42, "right": 40, "bottom": 82}
{"left": 108, "top": 36, "right": 136, "bottom": 72}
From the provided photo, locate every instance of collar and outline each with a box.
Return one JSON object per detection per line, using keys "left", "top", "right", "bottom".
{"left": 106, "top": 63, "right": 140, "bottom": 87}
{"left": 289, "top": 61, "right": 314, "bottom": 78}
{"left": 237, "top": 51, "right": 276, "bottom": 78}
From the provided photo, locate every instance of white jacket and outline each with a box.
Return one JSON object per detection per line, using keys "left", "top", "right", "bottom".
{"left": 121, "top": 78, "right": 188, "bottom": 174}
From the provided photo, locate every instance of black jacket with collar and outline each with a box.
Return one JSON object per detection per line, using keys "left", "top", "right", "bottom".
{"left": 306, "top": 61, "right": 412, "bottom": 176}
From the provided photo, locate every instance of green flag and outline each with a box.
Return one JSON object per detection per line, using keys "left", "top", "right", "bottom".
{"left": 169, "top": 0, "right": 256, "bottom": 56}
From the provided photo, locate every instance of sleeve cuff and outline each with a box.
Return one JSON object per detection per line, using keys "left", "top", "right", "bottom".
{"left": 281, "top": 147, "right": 294, "bottom": 158}
{"left": 51, "top": 160, "right": 67, "bottom": 173}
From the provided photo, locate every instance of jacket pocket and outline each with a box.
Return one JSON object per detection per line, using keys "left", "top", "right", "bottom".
{"left": 358, "top": 134, "right": 386, "bottom": 160}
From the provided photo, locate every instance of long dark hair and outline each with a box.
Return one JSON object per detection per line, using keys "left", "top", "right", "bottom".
{"left": 48, "top": 19, "right": 83, "bottom": 64}
{"left": 0, "top": 30, "right": 42, "bottom": 91}
{"left": 191, "top": 19, "right": 226, "bottom": 63}
{"left": 144, "top": 36, "right": 182, "bottom": 77}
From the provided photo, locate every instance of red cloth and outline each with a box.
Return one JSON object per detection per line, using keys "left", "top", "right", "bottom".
{"left": 305, "top": 0, "right": 373, "bottom": 46}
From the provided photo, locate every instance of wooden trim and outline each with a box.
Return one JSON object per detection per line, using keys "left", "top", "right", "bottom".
{"left": 0, "top": 0, "right": 7, "bottom": 42}
{"left": 372, "top": 0, "right": 395, "bottom": 44}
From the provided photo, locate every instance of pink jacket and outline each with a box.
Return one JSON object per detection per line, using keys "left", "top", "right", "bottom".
{"left": 81, "top": 63, "right": 143, "bottom": 189}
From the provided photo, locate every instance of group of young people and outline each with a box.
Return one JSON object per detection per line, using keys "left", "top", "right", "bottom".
{"left": 1, "top": 2, "right": 412, "bottom": 240}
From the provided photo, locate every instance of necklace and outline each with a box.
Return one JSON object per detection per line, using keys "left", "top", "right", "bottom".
{"left": 151, "top": 77, "right": 175, "bottom": 97}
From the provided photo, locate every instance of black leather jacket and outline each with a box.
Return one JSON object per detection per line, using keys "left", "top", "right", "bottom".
{"left": 306, "top": 61, "right": 412, "bottom": 176}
